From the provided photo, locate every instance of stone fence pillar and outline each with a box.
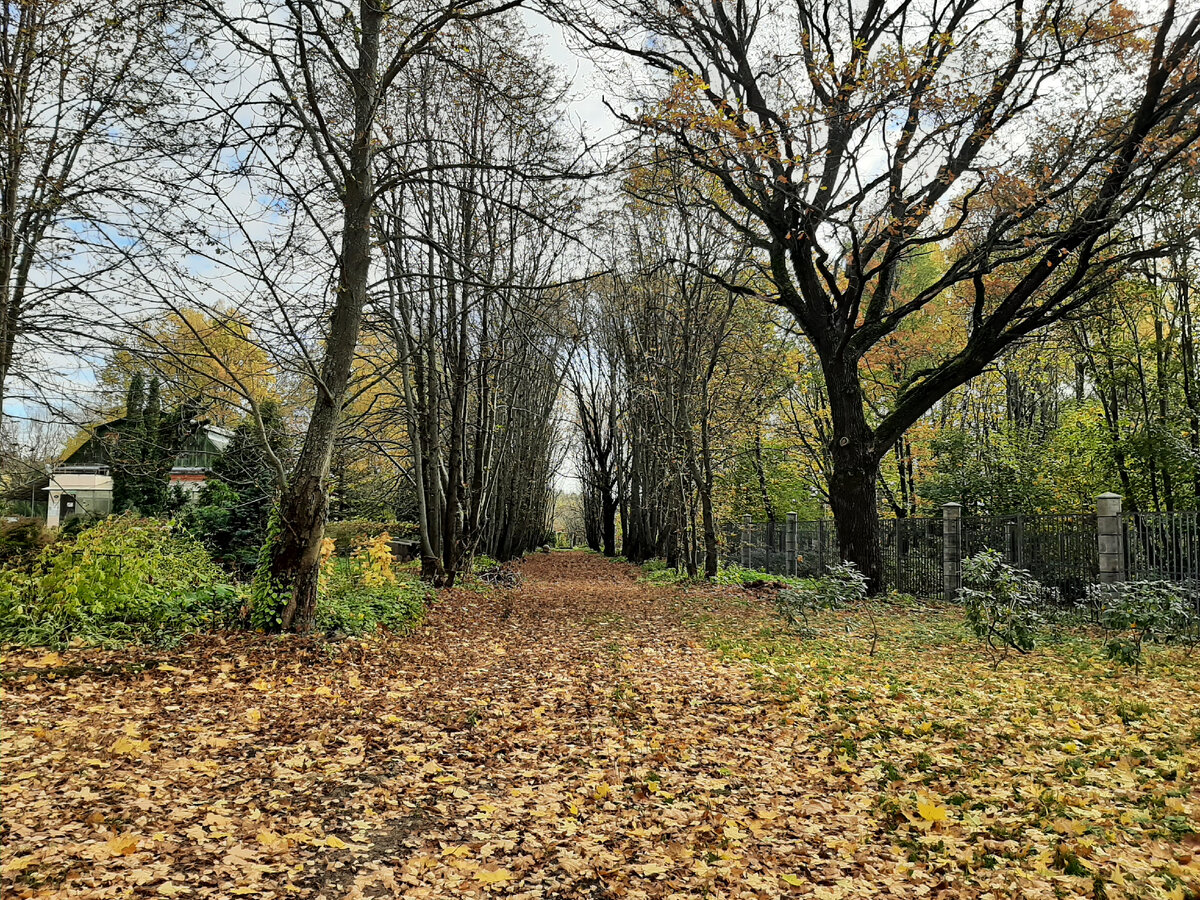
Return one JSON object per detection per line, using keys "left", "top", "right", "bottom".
{"left": 786, "top": 511, "right": 798, "bottom": 577}
{"left": 943, "top": 502, "right": 962, "bottom": 601}
{"left": 1097, "top": 493, "right": 1125, "bottom": 584}
{"left": 741, "top": 514, "right": 752, "bottom": 568}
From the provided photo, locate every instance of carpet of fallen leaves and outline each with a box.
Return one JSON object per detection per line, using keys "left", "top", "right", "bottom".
{"left": 2, "top": 551, "right": 1199, "bottom": 900}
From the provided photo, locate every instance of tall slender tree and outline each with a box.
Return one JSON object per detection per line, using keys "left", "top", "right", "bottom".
{"left": 193, "top": 0, "right": 521, "bottom": 628}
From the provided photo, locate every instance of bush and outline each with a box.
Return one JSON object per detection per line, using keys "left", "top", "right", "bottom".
{"left": 0, "top": 518, "right": 51, "bottom": 568}
{"left": 637, "top": 558, "right": 692, "bottom": 585}
{"left": 472, "top": 554, "right": 500, "bottom": 573}
{"left": 960, "top": 549, "right": 1053, "bottom": 661}
{"left": 179, "top": 479, "right": 266, "bottom": 578}
{"left": 776, "top": 561, "right": 867, "bottom": 629}
{"left": 714, "top": 563, "right": 799, "bottom": 587}
{"left": 316, "top": 557, "right": 429, "bottom": 637}
{"left": 1086, "top": 581, "right": 1199, "bottom": 669}
{"left": 351, "top": 532, "right": 396, "bottom": 585}
{"left": 0, "top": 515, "right": 235, "bottom": 647}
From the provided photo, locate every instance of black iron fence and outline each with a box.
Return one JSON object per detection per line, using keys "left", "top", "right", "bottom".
{"left": 963, "top": 514, "right": 1098, "bottom": 600}
{"left": 1124, "top": 511, "right": 1200, "bottom": 582}
{"left": 726, "top": 514, "right": 946, "bottom": 595}
{"left": 720, "top": 501, "right": 1200, "bottom": 598}
{"left": 881, "top": 517, "right": 943, "bottom": 596}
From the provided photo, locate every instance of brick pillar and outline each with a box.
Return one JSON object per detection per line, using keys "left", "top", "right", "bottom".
{"left": 1097, "top": 493, "right": 1125, "bottom": 584}
{"left": 786, "top": 511, "right": 798, "bottom": 577}
{"left": 943, "top": 503, "right": 962, "bottom": 600}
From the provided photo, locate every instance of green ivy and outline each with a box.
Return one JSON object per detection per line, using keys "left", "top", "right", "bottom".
{"left": 249, "top": 504, "right": 288, "bottom": 631}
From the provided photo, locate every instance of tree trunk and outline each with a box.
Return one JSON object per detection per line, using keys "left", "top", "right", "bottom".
{"left": 263, "top": 3, "right": 380, "bottom": 632}
{"left": 601, "top": 494, "right": 617, "bottom": 557}
{"left": 700, "top": 488, "right": 718, "bottom": 579}
{"left": 823, "top": 357, "right": 884, "bottom": 593}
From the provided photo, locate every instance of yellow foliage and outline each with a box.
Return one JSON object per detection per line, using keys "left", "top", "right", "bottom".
{"left": 352, "top": 533, "right": 395, "bottom": 586}
{"left": 99, "top": 306, "right": 277, "bottom": 426}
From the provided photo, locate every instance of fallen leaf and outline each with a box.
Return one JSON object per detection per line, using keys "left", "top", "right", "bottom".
{"left": 476, "top": 867, "right": 514, "bottom": 885}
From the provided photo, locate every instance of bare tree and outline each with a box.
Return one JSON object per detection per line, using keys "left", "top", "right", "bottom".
{"left": 189, "top": 0, "right": 521, "bottom": 628}
{"left": 374, "top": 13, "right": 583, "bottom": 584}
{"left": 0, "top": 0, "right": 191, "bottom": 410}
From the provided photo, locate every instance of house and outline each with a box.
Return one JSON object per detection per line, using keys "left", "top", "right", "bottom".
{"left": 43, "top": 420, "right": 232, "bottom": 527}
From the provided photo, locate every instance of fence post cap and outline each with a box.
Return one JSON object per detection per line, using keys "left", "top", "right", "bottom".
{"left": 1096, "top": 492, "right": 1123, "bottom": 500}
{"left": 941, "top": 502, "right": 963, "bottom": 511}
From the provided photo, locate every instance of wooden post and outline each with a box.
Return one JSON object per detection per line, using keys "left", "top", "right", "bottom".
{"left": 1097, "top": 493, "right": 1125, "bottom": 584}
{"left": 786, "top": 511, "right": 798, "bottom": 577}
{"left": 943, "top": 503, "right": 962, "bottom": 601}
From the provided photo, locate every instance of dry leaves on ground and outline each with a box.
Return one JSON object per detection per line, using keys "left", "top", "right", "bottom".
{"left": 2, "top": 552, "right": 1198, "bottom": 899}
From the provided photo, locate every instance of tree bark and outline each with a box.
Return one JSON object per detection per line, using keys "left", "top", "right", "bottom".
{"left": 823, "top": 357, "right": 884, "bottom": 593}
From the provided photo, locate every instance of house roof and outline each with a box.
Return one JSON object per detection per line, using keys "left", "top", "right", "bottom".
{"left": 58, "top": 419, "right": 231, "bottom": 469}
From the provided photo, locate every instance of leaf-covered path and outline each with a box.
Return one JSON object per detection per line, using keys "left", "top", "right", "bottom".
{"left": 3, "top": 552, "right": 1199, "bottom": 899}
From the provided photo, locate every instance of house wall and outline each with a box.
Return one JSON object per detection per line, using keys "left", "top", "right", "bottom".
{"left": 45, "top": 472, "right": 114, "bottom": 527}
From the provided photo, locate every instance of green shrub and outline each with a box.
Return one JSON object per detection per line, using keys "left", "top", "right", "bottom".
{"left": 960, "top": 549, "right": 1052, "bottom": 661}
{"left": 1086, "top": 581, "right": 1199, "bottom": 669}
{"left": 179, "top": 479, "right": 268, "bottom": 579}
{"left": 472, "top": 554, "right": 500, "bottom": 573}
{"left": 0, "top": 515, "right": 235, "bottom": 647}
{"left": 777, "top": 561, "right": 866, "bottom": 629}
{"left": 637, "top": 559, "right": 692, "bottom": 585}
{"left": 713, "top": 563, "right": 809, "bottom": 587}
{"left": 317, "top": 558, "right": 430, "bottom": 637}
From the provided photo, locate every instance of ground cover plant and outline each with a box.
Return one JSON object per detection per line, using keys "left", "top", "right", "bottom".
{"left": 2, "top": 553, "right": 1196, "bottom": 899}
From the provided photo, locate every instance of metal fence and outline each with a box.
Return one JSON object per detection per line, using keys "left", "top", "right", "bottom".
{"left": 722, "top": 503, "right": 1200, "bottom": 598}
{"left": 1124, "top": 511, "right": 1200, "bottom": 582}
{"left": 881, "top": 517, "right": 944, "bottom": 596}
{"left": 963, "top": 514, "right": 1098, "bottom": 600}
{"left": 726, "top": 515, "right": 945, "bottom": 594}
{"left": 795, "top": 519, "right": 837, "bottom": 577}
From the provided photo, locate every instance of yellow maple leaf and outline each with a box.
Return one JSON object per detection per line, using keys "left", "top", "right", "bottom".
{"left": 245, "top": 708, "right": 262, "bottom": 724}
{"left": 325, "top": 835, "right": 348, "bottom": 850}
{"left": 917, "top": 797, "right": 948, "bottom": 823}
{"left": 111, "top": 736, "right": 150, "bottom": 755}
{"left": 476, "top": 866, "right": 514, "bottom": 885}
{"left": 257, "top": 829, "right": 288, "bottom": 850}
{"left": 781, "top": 873, "right": 806, "bottom": 886}
{"left": 107, "top": 833, "right": 140, "bottom": 856}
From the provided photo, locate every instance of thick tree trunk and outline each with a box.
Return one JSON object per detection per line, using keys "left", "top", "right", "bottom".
{"left": 823, "top": 357, "right": 885, "bottom": 593}
{"left": 828, "top": 442, "right": 884, "bottom": 593}
{"left": 601, "top": 494, "right": 617, "bottom": 557}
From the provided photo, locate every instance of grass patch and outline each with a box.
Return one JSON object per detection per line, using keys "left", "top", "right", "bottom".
{"left": 683, "top": 593, "right": 1200, "bottom": 896}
